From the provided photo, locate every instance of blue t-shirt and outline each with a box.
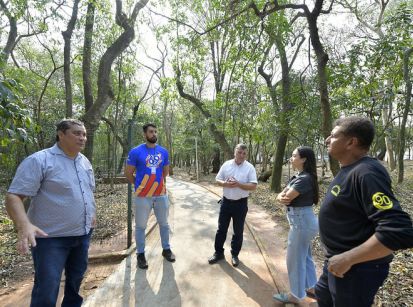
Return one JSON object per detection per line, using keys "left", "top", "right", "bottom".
{"left": 126, "top": 144, "right": 169, "bottom": 197}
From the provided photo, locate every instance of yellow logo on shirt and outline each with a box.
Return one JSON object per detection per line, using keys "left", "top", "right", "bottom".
{"left": 372, "top": 192, "right": 393, "bottom": 210}
{"left": 331, "top": 185, "right": 341, "bottom": 197}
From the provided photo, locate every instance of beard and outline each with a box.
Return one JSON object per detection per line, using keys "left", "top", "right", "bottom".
{"left": 147, "top": 136, "right": 157, "bottom": 144}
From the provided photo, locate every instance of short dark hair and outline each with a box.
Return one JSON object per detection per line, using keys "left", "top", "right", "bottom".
{"left": 334, "top": 116, "right": 375, "bottom": 150}
{"left": 296, "top": 146, "right": 319, "bottom": 204}
{"left": 235, "top": 144, "right": 248, "bottom": 152}
{"left": 56, "top": 119, "right": 84, "bottom": 142}
{"left": 143, "top": 123, "right": 157, "bottom": 133}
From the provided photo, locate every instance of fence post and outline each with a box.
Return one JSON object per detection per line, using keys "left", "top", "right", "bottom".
{"left": 127, "top": 119, "right": 133, "bottom": 249}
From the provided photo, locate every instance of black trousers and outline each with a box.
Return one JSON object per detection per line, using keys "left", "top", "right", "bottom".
{"left": 214, "top": 197, "right": 248, "bottom": 256}
{"left": 315, "top": 260, "right": 389, "bottom": 307}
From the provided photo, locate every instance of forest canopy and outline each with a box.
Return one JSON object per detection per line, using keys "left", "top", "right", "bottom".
{"left": 0, "top": 0, "right": 412, "bottom": 188}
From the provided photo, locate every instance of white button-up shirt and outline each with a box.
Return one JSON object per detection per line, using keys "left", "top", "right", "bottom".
{"left": 216, "top": 159, "right": 258, "bottom": 200}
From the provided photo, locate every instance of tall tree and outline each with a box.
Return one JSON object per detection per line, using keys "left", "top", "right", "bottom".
{"left": 0, "top": 1, "right": 60, "bottom": 70}
{"left": 338, "top": 0, "right": 396, "bottom": 169}
{"left": 0, "top": 0, "right": 21, "bottom": 66}
{"left": 258, "top": 12, "right": 305, "bottom": 191}
{"left": 82, "top": 0, "right": 95, "bottom": 114}
{"left": 398, "top": 47, "right": 413, "bottom": 183}
{"left": 82, "top": 0, "right": 150, "bottom": 161}
{"left": 171, "top": 0, "right": 265, "bottom": 159}
{"left": 248, "top": 0, "right": 340, "bottom": 175}
{"left": 62, "top": 0, "right": 81, "bottom": 117}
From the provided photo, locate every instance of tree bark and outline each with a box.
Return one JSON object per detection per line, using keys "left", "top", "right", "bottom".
{"left": 398, "top": 47, "right": 413, "bottom": 183}
{"left": 306, "top": 9, "right": 339, "bottom": 175}
{"left": 62, "top": 0, "right": 80, "bottom": 118}
{"left": 0, "top": 0, "right": 17, "bottom": 66}
{"left": 211, "top": 147, "right": 221, "bottom": 173}
{"left": 269, "top": 35, "right": 291, "bottom": 192}
{"left": 83, "top": 1, "right": 95, "bottom": 113}
{"left": 82, "top": 0, "right": 150, "bottom": 161}
{"left": 381, "top": 105, "right": 396, "bottom": 170}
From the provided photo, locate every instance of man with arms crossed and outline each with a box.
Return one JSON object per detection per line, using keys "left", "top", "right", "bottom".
{"left": 316, "top": 116, "right": 413, "bottom": 306}
{"left": 6, "top": 119, "right": 96, "bottom": 307}
{"left": 125, "top": 123, "right": 175, "bottom": 269}
{"left": 208, "top": 144, "right": 257, "bottom": 267}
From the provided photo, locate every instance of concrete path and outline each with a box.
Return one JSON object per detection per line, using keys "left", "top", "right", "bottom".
{"left": 83, "top": 178, "right": 277, "bottom": 307}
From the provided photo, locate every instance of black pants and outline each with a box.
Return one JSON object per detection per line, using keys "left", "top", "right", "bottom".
{"left": 315, "top": 260, "right": 389, "bottom": 307}
{"left": 214, "top": 197, "right": 248, "bottom": 256}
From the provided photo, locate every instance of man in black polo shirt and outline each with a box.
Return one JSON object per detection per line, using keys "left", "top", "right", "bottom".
{"left": 316, "top": 116, "right": 413, "bottom": 307}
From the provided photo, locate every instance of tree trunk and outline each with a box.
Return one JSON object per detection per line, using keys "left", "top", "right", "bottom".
{"left": 83, "top": 1, "right": 95, "bottom": 113}
{"left": 261, "top": 146, "right": 268, "bottom": 173}
{"left": 270, "top": 34, "right": 292, "bottom": 192}
{"left": 82, "top": 0, "right": 149, "bottom": 162}
{"left": 307, "top": 11, "right": 339, "bottom": 176}
{"left": 271, "top": 133, "right": 288, "bottom": 191}
{"left": 212, "top": 147, "right": 221, "bottom": 173}
{"left": 62, "top": 0, "right": 80, "bottom": 118}
{"left": 0, "top": 0, "right": 17, "bottom": 66}
{"left": 398, "top": 47, "right": 413, "bottom": 183}
{"left": 381, "top": 105, "right": 396, "bottom": 170}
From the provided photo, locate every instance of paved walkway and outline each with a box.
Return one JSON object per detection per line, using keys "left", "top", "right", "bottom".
{"left": 83, "top": 178, "right": 317, "bottom": 307}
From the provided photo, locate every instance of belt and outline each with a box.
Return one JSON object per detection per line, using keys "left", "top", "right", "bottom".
{"left": 223, "top": 196, "right": 248, "bottom": 203}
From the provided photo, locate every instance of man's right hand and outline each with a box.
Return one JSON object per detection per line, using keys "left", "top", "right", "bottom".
{"left": 224, "top": 177, "right": 238, "bottom": 188}
{"left": 17, "top": 223, "right": 48, "bottom": 254}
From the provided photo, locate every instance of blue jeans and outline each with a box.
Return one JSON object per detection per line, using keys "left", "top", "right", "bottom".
{"left": 286, "top": 206, "right": 318, "bottom": 300}
{"left": 30, "top": 230, "right": 92, "bottom": 307}
{"left": 214, "top": 197, "right": 248, "bottom": 256}
{"left": 135, "top": 195, "right": 170, "bottom": 254}
{"left": 315, "top": 259, "right": 389, "bottom": 307}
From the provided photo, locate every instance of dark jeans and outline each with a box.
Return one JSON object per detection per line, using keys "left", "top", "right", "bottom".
{"left": 30, "top": 230, "right": 93, "bottom": 307}
{"left": 315, "top": 259, "right": 389, "bottom": 307}
{"left": 214, "top": 197, "right": 248, "bottom": 256}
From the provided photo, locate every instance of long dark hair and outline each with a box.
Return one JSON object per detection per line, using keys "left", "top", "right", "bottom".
{"left": 297, "top": 146, "right": 319, "bottom": 204}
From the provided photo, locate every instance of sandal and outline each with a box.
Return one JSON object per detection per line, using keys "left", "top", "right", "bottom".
{"left": 273, "top": 292, "right": 300, "bottom": 304}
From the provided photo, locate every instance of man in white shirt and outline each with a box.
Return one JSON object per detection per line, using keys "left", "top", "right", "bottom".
{"left": 208, "top": 144, "right": 258, "bottom": 267}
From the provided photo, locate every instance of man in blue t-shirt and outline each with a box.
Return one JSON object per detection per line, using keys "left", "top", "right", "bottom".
{"left": 124, "top": 123, "right": 175, "bottom": 269}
